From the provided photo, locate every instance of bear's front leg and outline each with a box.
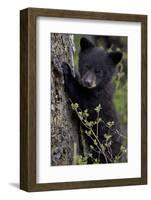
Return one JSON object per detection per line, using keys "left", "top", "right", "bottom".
{"left": 61, "top": 62, "right": 82, "bottom": 104}
{"left": 61, "top": 62, "right": 73, "bottom": 76}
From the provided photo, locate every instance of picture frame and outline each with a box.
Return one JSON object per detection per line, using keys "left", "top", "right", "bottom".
{"left": 20, "top": 7, "right": 147, "bottom": 192}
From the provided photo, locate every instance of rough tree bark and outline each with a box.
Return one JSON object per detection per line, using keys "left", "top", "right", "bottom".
{"left": 51, "top": 33, "right": 79, "bottom": 166}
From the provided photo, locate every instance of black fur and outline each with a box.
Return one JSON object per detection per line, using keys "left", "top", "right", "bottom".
{"left": 61, "top": 37, "right": 123, "bottom": 163}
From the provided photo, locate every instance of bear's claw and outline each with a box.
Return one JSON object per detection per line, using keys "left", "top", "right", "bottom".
{"left": 61, "top": 62, "right": 71, "bottom": 75}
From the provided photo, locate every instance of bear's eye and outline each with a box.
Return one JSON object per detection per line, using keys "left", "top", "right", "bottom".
{"left": 86, "top": 65, "right": 91, "bottom": 69}
{"left": 95, "top": 69, "right": 101, "bottom": 74}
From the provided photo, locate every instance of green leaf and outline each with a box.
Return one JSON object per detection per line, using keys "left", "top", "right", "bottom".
{"left": 104, "top": 133, "right": 112, "bottom": 141}
{"left": 120, "top": 145, "right": 127, "bottom": 153}
{"left": 94, "top": 104, "right": 102, "bottom": 112}
{"left": 90, "top": 145, "right": 94, "bottom": 149}
{"left": 85, "top": 130, "right": 91, "bottom": 136}
{"left": 71, "top": 103, "right": 79, "bottom": 110}
{"left": 107, "top": 121, "right": 115, "bottom": 128}
{"left": 78, "top": 111, "right": 83, "bottom": 116}
{"left": 100, "top": 144, "right": 105, "bottom": 152}
{"left": 84, "top": 109, "right": 88, "bottom": 113}
{"left": 93, "top": 139, "right": 97, "bottom": 146}
{"left": 87, "top": 121, "right": 94, "bottom": 127}
{"left": 97, "top": 118, "right": 102, "bottom": 123}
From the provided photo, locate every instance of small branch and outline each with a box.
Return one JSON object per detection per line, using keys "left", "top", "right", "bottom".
{"left": 73, "top": 142, "right": 77, "bottom": 165}
{"left": 96, "top": 111, "right": 99, "bottom": 138}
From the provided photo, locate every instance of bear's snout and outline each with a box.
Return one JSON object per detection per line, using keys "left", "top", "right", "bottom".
{"left": 81, "top": 71, "right": 96, "bottom": 89}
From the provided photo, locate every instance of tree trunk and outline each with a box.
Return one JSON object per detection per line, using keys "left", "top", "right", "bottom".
{"left": 51, "top": 33, "right": 79, "bottom": 166}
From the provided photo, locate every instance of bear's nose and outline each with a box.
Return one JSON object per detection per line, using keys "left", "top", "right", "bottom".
{"left": 85, "top": 78, "right": 92, "bottom": 86}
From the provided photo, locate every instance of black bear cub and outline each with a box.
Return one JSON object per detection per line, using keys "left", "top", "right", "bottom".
{"left": 61, "top": 37, "right": 124, "bottom": 164}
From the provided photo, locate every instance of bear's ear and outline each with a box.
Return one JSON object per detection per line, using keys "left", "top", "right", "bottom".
{"left": 108, "top": 51, "right": 122, "bottom": 65}
{"left": 80, "top": 37, "right": 95, "bottom": 51}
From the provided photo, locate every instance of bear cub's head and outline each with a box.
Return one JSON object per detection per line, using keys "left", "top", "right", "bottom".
{"left": 79, "top": 37, "right": 122, "bottom": 89}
